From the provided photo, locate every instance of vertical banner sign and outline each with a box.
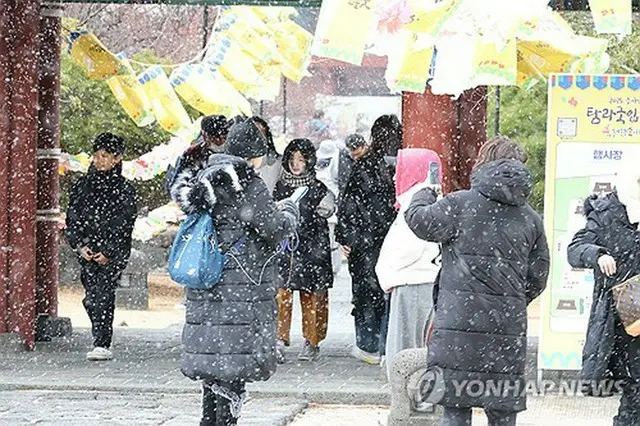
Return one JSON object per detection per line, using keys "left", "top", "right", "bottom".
{"left": 539, "top": 74, "right": 640, "bottom": 372}
{"left": 588, "top": 0, "right": 632, "bottom": 35}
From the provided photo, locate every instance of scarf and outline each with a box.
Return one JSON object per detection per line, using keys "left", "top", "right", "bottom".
{"left": 281, "top": 168, "right": 314, "bottom": 188}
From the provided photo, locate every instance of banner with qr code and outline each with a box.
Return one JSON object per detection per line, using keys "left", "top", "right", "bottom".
{"left": 538, "top": 74, "right": 640, "bottom": 372}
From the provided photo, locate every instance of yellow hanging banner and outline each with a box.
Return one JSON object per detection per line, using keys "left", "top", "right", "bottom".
{"left": 106, "top": 54, "right": 155, "bottom": 127}
{"left": 271, "top": 19, "right": 313, "bottom": 83}
{"left": 68, "top": 30, "right": 121, "bottom": 80}
{"left": 385, "top": 31, "right": 433, "bottom": 93}
{"left": 170, "top": 64, "right": 252, "bottom": 118}
{"left": 206, "top": 35, "right": 264, "bottom": 97}
{"left": 472, "top": 39, "right": 518, "bottom": 87}
{"left": 588, "top": 0, "right": 632, "bottom": 35}
{"left": 405, "top": 0, "right": 461, "bottom": 36}
{"left": 137, "top": 66, "right": 192, "bottom": 135}
{"left": 311, "top": 0, "right": 378, "bottom": 66}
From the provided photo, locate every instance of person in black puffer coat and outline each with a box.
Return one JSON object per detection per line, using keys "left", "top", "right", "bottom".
{"left": 405, "top": 137, "right": 549, "bottom": 426}
{"left": 567, "top": 186, "right": 640, "bottom": 426}
{"left": 66, "top": 133, "right": 138, "bottom": 362}
{"left": 273, "top": 138, "right": 334, "bottom": 362}
{"left": 170, "top": 119, "right": 299, "bottom": 426}
{"left": 336, "top": 133, "right": 397, "bottom": 364}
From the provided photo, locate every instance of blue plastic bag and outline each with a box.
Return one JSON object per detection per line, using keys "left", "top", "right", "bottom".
{"left": 169, "top": 214, "right": 224, "bottom": 289}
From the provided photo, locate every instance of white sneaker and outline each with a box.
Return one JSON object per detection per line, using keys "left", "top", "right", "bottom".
{"left": 86, "top": 347, "right": 113, "bottom": 361}
{"left": 351, "top": 346, "right": 381, "bottom": 365}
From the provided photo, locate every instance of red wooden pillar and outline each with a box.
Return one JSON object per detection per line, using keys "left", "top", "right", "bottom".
{"left": 402, "top": 87, "right": 487, "bottom": 194}
{"left": 36, "top": 1, "right": 63, "bottom": 321}
{"left": 0, "top": 0, "right": 41, "bottom": 350}
{"left": 0, "top": 0, "right": 12, "bottom": 336}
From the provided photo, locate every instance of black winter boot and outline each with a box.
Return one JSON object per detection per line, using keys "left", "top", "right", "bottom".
{"left": 215, "top": 396, "right": 239, "bottom": 426}
{"left": 200, "top": 382, "right": 218, "bottom": 426}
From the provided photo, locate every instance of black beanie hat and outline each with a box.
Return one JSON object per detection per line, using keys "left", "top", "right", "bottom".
{"left": 201, "top": 115, "right": 229, "bottom": 139}
{"left": 225, "top": 119, "right": 268, "bottom": 160}
{"left": 93, "top": 133, "right": 126, "bottom": 156}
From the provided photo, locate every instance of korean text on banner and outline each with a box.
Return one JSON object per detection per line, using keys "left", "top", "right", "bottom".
{"left": 539, "top": 74, "right": 640, "bottom": 372}
{"left": 311, "top": 0, "right": 378, "bottom": 66}
{"left": 107, "top": 54, "right": 155, "bottom": 127}
{"left": 68, "top": 30, "right": 121, "bottom": 80}
{"left": 138, "top": 66, "right": 192, "bottom": 135}
{"left": 588, "top": 0, "right": 632, "bottom": 35}
{"left": 170, "top": 64, "right": 252, "bottom": 118}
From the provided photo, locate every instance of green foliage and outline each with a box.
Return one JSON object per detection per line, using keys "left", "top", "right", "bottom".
{"left": 487, "top": 13, "right": 640, "bottom": 213}
{"left": 60, "top": 50, "right": 174, "bottom": 211}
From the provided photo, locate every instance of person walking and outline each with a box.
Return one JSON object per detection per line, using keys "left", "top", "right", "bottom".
{"left": 336, "top": 133, "right": 397, "bottom": 365}
{"left": 170, "top": 118, "right": 300, "bottom": 426}
{"left": 567, "top": 172, "right": 640, "bottom": 426}
{"left": 274, "top": 138, "right": 334, "bottom": 362}
{"left": 66, "top": 133, "right": 138, "bottom": 361}
{"left": 165, "top": 115, "right": 229, "bottom": 192}
{"left": 404, "top": 137, "right": 550, "bottom": 426}
{"left": 376, "top": 148, "right": 441, "bottom": 380}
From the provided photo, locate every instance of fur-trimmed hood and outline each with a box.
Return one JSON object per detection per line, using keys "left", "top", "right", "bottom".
{"left": 171, "top": 154, "right": 254, "bottom": 215}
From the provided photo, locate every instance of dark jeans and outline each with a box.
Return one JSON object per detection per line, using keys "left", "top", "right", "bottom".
{"left": 349, "top": 247, "right": 386, "bottom": 354}
{"left": 614, "top": 380, "right": 640, "bottom": 426}
{"left": 202, "top": 381, "right": 245, "bottom": 426}
{"left": 80, "top": 264, "right": 121, "bottom": 349}
{"left": 442, "top": 407, "right": 517, "bottom": 426}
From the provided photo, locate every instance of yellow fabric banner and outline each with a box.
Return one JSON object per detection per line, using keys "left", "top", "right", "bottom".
{"left": 137, "top": 66, "right": 192, "bottom": 135}
{"left": 588, "top": 0, "right": 632, "bottom": 35}
{"left": 385, "top": 31, "right": 434, "bottom": 93}
{"left": 472, "top": 39, "right": 518, "bottom": 87}
{"left": 106, "top": 55, "right": 155, "bottom": 127}
{"left": 68, "top": 30, "right": 121, "bottom": 80}
{"left": 170, "top": 64, "right": 252, "bottom": 118}
{"left": 311, "top": 0, "right": 378, "bottom": 66}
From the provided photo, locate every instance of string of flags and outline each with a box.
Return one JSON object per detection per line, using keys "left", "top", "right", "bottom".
{"left": 311, "top": 0, "right": 622, "bottom": 97}
{"left": 63, "top": 6, "right": 313, "bottom": 136}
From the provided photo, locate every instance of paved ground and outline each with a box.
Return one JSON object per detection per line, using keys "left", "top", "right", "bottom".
{"left": 0, "top": 265, "right": 620, "bottom": 425}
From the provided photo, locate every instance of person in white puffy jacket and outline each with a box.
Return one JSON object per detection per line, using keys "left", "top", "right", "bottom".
{"left": 376, "top": 148, "right": 441, "bottom": 380}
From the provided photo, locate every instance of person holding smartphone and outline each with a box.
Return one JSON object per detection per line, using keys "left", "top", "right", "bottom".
{"left": 65, "top": 133, "right": 138, "bottom": 362}
{"left": 273, "top": 138, "right": 334, "bottom": 362}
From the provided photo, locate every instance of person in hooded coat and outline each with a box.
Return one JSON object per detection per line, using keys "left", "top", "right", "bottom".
{"left": 376, "top": 148, "right": 442, "bottom": 380}
{"left": 273, "top": 138, "right": 334, "bottom": 362}
{"left": 404, "top": 137, "right": 550, "bottom": 426}
{"left": 66, "top": 133, "right": 138, "bottom": 362}
{"left": 567, "top": 174, "right": 640, "bottom": 426}
{"left": 170, "top": 118, "right": 299, "bottom": 426}
{"left": 336, "top": 133, "right": 397, "bottom": 365}
{"left": 165, "top": 115, "right": 230, "bottom": 195}
{"left": 251, "top": 116, "right": 282, "bottom": 194}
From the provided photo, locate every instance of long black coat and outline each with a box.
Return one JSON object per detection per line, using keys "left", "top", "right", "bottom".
{"left": 405, "top": 159, "right": 550, "bottom": 412}
{"left": 66, "top": 163, "right": 138, "bottom": 272}
{"left": 171, "top": 154, "right": 297, "bottom": 384}
{"left": 567, "top": 193, "right": 640, "bottom": 386}
{"left": 273, "top": 142, "right": 332, "bottom": 293}
{"left": 336, "top": 151, "right": 396, "bottom": 256}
